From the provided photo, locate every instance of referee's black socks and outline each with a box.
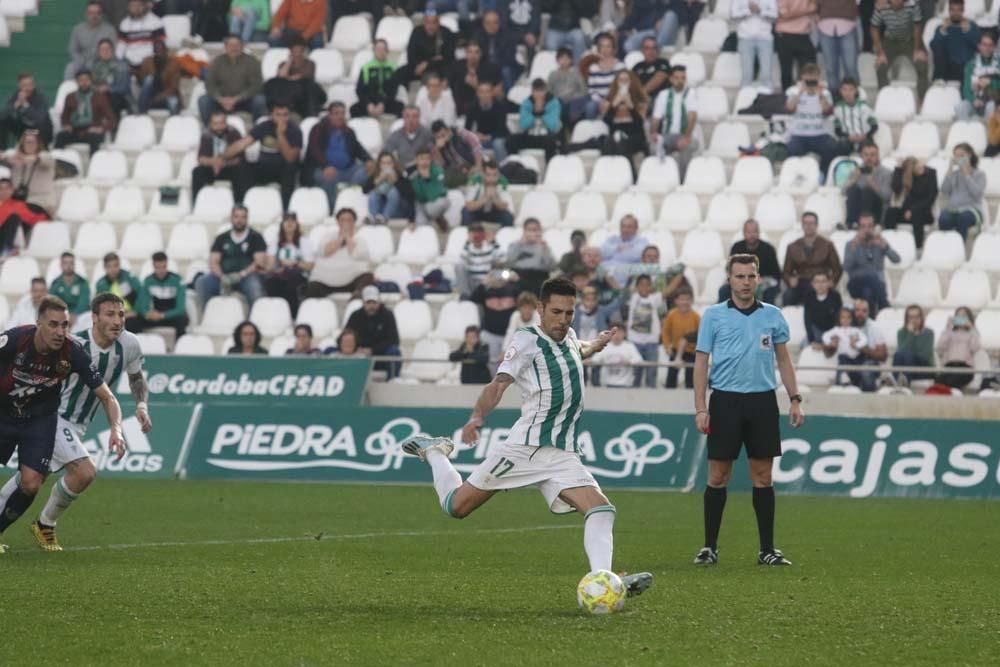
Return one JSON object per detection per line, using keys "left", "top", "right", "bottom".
{"left": 0, "top": 487, "right": 35, "bottom": 533}
{"left": 703, "top": 486, "right": 727, "bottom": 550}
{"left": 752, "top": 486, "right": 776, "bottom": 552}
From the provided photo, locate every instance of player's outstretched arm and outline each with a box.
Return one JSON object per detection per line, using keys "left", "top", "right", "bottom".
{"left": 580, "top": 327, "right": 616, "bottom": 359}
{"left": 774, "top": 343, "right": 805, "bottom": 428}
{"left": 129, "top": 371, "right": 153, "bottom": 433}
{"left": 462, "top": 373, "right": 515, "bottom": 445}
{"left": 95, "top": 384, "right": 127, "bottom": 460}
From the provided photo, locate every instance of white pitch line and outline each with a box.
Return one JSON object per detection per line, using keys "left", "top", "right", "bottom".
{"left": 58, "top": 524, "right": 580, "bottom": 553}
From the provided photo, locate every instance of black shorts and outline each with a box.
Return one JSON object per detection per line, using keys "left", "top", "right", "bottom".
{"left": 706, "top": 390, "right": 781, "bottom": 461}
{"left": 0, "top": 413, "right": 58, "bottom": 474}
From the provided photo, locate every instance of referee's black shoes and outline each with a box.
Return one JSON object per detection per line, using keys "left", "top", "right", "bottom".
{"left": 693, "top": 547, "right": 718, "bottom": 565}
{"left": 758, "top": 549, "right": 793, "bottom": 566}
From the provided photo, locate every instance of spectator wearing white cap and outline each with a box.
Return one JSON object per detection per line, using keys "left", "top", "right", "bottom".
{"left": 345, "top": 285, "right": 401, "bottom": 378}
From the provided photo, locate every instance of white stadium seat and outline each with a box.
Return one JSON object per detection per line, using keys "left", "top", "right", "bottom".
{"left": 776, "top": 229, "right": 800, "bottom": 266}
{"left": 331, "top": 15, "right": 372, "bottom": 51}
{"left": 697, "top": 266, "right": 727, "bottom": 305}
{"left": 874, "top": 85, "right": 916, "bottom": 123}
{"left": 403, "top": 338, "right": 452, "bottom": 382}
{"left": 895, "top": 121, "right": 940, "bottom": 159}
{"left": 162, "top": 14, "right": 190, "bottom": 49}
{"left": 682, "top": 156, "right": 726, "bottom": 194}
{"left": 373, "top": 262, "right": 413, "bottom": 291}
{"left": 332, "top": 186, "right": 370, "bottom": 221}
{"left": 442, "top": 226, "right": 468, "bottom": 262}
{"left": 26, "top": 222, "right": 71, "bottom": 260}
{"left": 517, "top": 190, "right": 561, "bottom": 227}
{"left": 442, "top": 189, "right": 466, "bottom": 229}
{"left": 433, "top": 300, "right": 481, "bottom": 340}
{"left": 72, "top": 221, "right": 117, "bottom": 260}
{"left": 145, "top": 187, "right": 191, "bottom": 224}
{"left": 778, "top": 156, "right": 820, "bottom": 194}
{"left": 797, "top": 346, "right": 837, "bottom": 387}
{"left": 610, "top": 190, "right": 655, "bottom": 229}
{"left": 782, "top": 305, "right": 807, "bottom": 346}
{"left": 543, "top": 228, "right": 572, "bottom": 259}
{"left": 880, "top": 230, "right": 916, "bottom": 269}
{"left": 542, "top": 155, "right": 586, "bottom": 193}
{"left": 527, "top": 50, "right": 558, "bottom": 82}
{"left": 135, "top": 333, "right": 167, "bottom": 355}
{"left": 732, "top": 85, "right": 771, "bottom": 114}
{"left": 669, "top": 52, "right": 706, "bottom": 86}
{"left": 919, "top": 231, "right": 966, "bottom": 271}
{"left": 0, "top": 257, "right": 39, "bottom": 296}
{"left": 944, "top": 268, "right": 991, "bottom": 309}
{"left": 173, "top": 334, "right": 216, "bottom": 355}
{"left": 694, "top": 85, "right": 730, "bottom": 121}
{"left": 119, "top": 222, "right": 164, "bottom": 261}
{"left": 110, "top": 115, "right": 157, "bottom": 152}
{"left": 284, "top": 187, "right": 328, "bottom": 225}
{"left": 689, "top": 17, "right": 728, "bottom": 52}
{"left": 348, "top": 48, "right": 373, "bottom": 82}
{"left": 944, "top": 120, "right": 988, "bottom": 155}
{"left": 356, "top": 224, "right": 394, "bottom": 263}
{"left": 196, "top": 296, "right": 246, "bottom": 335}
{"left": 394, "top": 225, "right": 439, "bottom": 265}
{"left": 311, "top": 49, "right": 346, "bottom": 85}
{"left": 894, "top": 267, "right": 942, "bottom": 309}
{"left": 976, "top": 311, "right": 1000, "bottom": 351}
{"left": 706, "top": 121, "right": 750, "bottom": 158}
{"left": 85, "top": 150, "right": 128, "bottom": 184}
{"left": 249, "top": 297, "right": 293, "bottom": 338}
{"left": 569, "top": 119, "right": 608, "bottom": 145}
{"left": 53, "top": 80, "right": 78, "bottom": 116}
{"left": 261, "top": 47, "right": 290, "bottom": 80}
{"left": 643, "top": 230, "right": 677, "bottom": 265}
{"left": 925, "top": 309, "right": 952, "bottom": 341}
{"left": 589, "top": 156, "right": 634, "bottom": 193}
{"left": 494, "top": 226, "right": 519, "bottom": 253}
{"left": 704, "top": 191, "right": 748, "bottom": 232}
{"left": 754, "top": 192, "right": 797, "bottom": 233}
{"left": 158, "top": 116, "right": 201, "bottom": 152}
{"left": 101, "top": 184, "right": 147, "bottom": 223}
{"left": 983, "top": 157, "right": 1000, "bottom": 196}
{"left": 174, "top": 151, "right": 198, "bottom": 187}
{"left": 187, "top": 186, "right": 235, "bottom": 223}
{"left": 268, "top": 335, "right": 295, "bottom": 357}
{"left": 969, "top": 232, "right": 1000, "bottom": 271}
{"left": 729, "top": 156, "right": 774, "bottom": 195}
{"left": 680, "top": 228, "right": 725, "bottom": 268}
{"left": 803, "top": 188, "right": 845, "bottom": 231}
{"left": 394, "top": 300, "right": 433, "bottom": 341}
{"left": 243, "top": 186, "right": 284, "bottom": 225}
{"left": 348, "top": 117, "right": 384, "bottom": 155}
{"left": 711, "top": 52, "right": 742, "bottom": 87}
{"left": 635, "top": 156, "right": 680, "bottom": 194}
{"left": 375, "top": 16, "right": 413, "bottom": 51}
{"left": 166, "top": 222, "right": 211, "bottom": 260}
{"left": 561, "top": 191, "right": 608, "bottom": 231}
{"left": 875, "top": 308, "right": 903, "bottom": 350}
{"left": 296, "top": 298, "right": 339, "bottom": 338}
{"left": 55, "top": 184, "right": 100, "bottom": 223}
{"left": 657, "top": 191, "right": 702, "bottom": 231}
{"left": 919, "top": 85, "right": 961, "bottom": 122}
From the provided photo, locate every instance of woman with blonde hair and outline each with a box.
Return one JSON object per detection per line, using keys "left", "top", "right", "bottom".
{"left": 603, "top": 70, "right": 650, "bottom": 178}
{"left": 884, "top": 156, "right": 937, "bottom": 249}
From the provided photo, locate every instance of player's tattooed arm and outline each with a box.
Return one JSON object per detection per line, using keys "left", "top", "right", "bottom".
{"left": 95, "top": 384, "right": 127, "bottom": 460}
{"left": 129, "top": 371, "right": 153, "bottom": 433}
{"left": 461, "top": 373, "right": 515, "bottom": 445}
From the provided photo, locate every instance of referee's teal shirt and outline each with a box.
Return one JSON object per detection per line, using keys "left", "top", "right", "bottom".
{"left": 696, "top": 300, "right": 790, "bottom": 393}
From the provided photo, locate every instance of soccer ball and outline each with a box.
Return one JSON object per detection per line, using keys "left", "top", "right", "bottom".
{"left": 576, "top": 570, "right": 626, "bottom": 615}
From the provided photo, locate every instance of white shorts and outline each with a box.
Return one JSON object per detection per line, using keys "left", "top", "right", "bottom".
{"left": 51, "top": 417, "right": 90, "bottom": 472}
{"left": 466, "top": 443, "right": 601, "bottom": 514}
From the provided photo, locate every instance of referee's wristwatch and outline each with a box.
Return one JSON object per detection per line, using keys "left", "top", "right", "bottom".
{"left": 789, "top": 394, "right": 804, "bottom": 404}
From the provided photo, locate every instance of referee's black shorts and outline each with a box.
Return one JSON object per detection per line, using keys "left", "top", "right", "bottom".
{"left": 706, "top": 390, "right": 782, "bottom": 461}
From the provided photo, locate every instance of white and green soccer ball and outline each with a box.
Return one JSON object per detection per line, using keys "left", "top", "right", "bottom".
{"left": 576, "top": 569, "right": 626, "bottom": 615}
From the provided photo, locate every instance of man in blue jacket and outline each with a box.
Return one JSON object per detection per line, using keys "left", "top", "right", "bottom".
{"left": 929, "top": 0, "right": 980, "bottom": 83}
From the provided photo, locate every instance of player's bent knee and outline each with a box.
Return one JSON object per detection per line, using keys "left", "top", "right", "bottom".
{"left": 65, "top": 458, "right": 97, "bottom": 492}
{"left": 18, "top": 471, "right": 44, "bottom": 496}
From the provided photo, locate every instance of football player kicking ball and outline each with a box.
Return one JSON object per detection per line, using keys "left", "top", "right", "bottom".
{"left": 0, "top": 293, "right": 150, "bottom": 551}
{"left": 403, "top": 277, "right": 653, "bottom": 597}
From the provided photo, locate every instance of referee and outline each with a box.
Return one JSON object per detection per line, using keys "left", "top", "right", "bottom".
{"left": 693, "top": 254, "right": 805, "bottom": 566}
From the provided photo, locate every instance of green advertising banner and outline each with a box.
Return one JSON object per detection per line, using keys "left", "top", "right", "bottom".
{"left": 182, "top": 407, "right": 1000, "bottom": 499}
{"left": 1, "top": 400, "right": 197, "bottom": 479}
{"left": 115, "top": 356, "right": 371, "bottom": 406}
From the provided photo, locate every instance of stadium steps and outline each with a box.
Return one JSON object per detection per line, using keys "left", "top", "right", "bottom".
{"left": 0, "top": 0, "right": 78, "bottom": 104}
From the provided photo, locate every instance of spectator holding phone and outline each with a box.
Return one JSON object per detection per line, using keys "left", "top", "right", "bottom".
{"left": 785, "top": 64, "right": 837, "bottom": 180}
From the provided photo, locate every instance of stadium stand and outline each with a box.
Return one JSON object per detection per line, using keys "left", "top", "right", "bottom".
{"left": 0, "top": 0, "right": 998, "bottom": 395}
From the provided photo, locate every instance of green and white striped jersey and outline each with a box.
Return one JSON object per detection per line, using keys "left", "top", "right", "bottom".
{"left": 497, "top": 325, "right": 585, "bottom": 453}
{"left": 59, "top": 329, "right": 144, "bottom": 432}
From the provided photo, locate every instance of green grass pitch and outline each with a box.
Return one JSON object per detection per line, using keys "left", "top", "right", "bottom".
{"left": 3, "top": 479, "right": 998, "bottom": 666}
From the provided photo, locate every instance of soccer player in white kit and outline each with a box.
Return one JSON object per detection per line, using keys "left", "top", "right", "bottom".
{"left": 0, "top": 293, "right": 152, "bottom": 551}
{"left": 403, "top": 277, "right": 653, "bottom": 596}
